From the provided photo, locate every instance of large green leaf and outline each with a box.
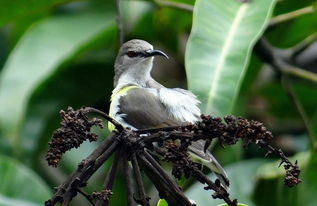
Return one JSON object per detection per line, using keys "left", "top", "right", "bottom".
{"left": 0, "top": 8, "right": 115, "bottom": 148}
{"left": 267, "top": 0, "right": 317, "bottom": 48}
{"left": 20, "top": 62, "right": 115, "bottom": 162}
{"left": 185, "top": 0, "right": 276, "bottom": 116}
{"left": 0, "top": 155, "right": 51, "bottom": 206}
{"left": 0, "top": 0, "right": 71, "bottom": 27}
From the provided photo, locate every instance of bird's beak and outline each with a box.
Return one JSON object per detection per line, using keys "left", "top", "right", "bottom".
{"left": 144, "top": 49, "right": 169, "bottom": 59}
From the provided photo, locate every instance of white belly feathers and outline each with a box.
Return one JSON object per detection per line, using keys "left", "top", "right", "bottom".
{"left": 158, "top": 88, "right": 201, "bottom": 123}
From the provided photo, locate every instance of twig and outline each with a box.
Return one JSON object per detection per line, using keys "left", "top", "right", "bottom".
{"left": 115, "top": 0, "right": 124, "bottom": 45}
{"left": 291, "top": 33, "right": 317, "bottom": 58}
{"left": 136, "top": 125, "right": 183, "bottom": 134}
{"left": 254, "top": 38, "right": 317, "bottom": 84}
{"left": 270, "top": 6, "right": 315, "bottom": 27}
{"left": 46, "top": 107, "right": 300, "bottom": 205}
{"left": 143, "top": 150, "right": 176, "bottom": 187}
{"left": 79, "top": 140, "right": 120, "bottom": 184}
{"left": 83, "top": 107, "right": 124, "bottom": 131}
{"left": 192, "top": 170, "right": 236, "bottom": 206}
{"left": 138, "top": 153, "right": 193, "bottom": 206}
{"left": 280, "top": 76, "right": 315, "bottom": 148}
{"left": 153, "top": 0, "right": 193, "bottom": 12}
{"left": 77, "top": 189, "right": 95, "bottom": 206}
{"left": 97, "top": 149, "right": 122, "bottom": 206}
{"left": 143, "top": 150, "right": 192, "bottom": 203}
{"left": 131, "top": 152, "right": 150, "bottom": 206}
{"left": 285, "top": 66, "right": 317, "bottom": 84}
{"left": 255, "top": 38, "right": 316, "bottom": 148}
{"left": 122, "top": 148, "right": 135, "bottom": 206}
{"left": 45, "top": 133, "right": 119, "bottom": 206}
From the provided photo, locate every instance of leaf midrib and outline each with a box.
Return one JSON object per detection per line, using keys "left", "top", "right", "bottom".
{"left": 205, "top": 3, "right": 249, "bottom": 113}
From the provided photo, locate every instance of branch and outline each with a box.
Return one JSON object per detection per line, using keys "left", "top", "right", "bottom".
{"left": 291, "top": 33, "right": 317, "bottom": 58}
{"left": 45, "top": 132, "right": 119, "bottom": 206}
{"left": 281, "top": 76, "right": 315, "bottom": 149}
{"left": 137, "top": 153, "right": 193, "bottom": 206}
{"left": 152, "top": 0, "right": 193, "bottom": 12}
{"left": 77, "top": 189, "right": 95, "bottom": 206}
{"left": 255, "top": 38, "right": 316, "bottom": 148}
{"left": 192, "top": 170, "right": 236, "bottom": 206}
{"left": 285, "top": 66, "right": 317, "bottom": 84}
{"left": 96, "top": 149, "right": 122, "bottom": 206}
{"left": 131, "top": 152, "right": 151, "bottom": 206}
{"left": 122, "top": 147, "right": 135, "bottom": 206}
{"left": 83, "top": 107, "right": 124, "bottom": 131}
{"left": 151, "top": 0, "right": 248, "bottom": 12}
{"left": 46, "top": 107, "right": 300, "bottom": 206}
{"left": 115, "top": 0, "right": 124, "bottom": 45}
{"left": 142, "top": 150, "right": 193, "bottom": 205}
{"left": 270, "top": 6, "right": 315, "bottom": 27}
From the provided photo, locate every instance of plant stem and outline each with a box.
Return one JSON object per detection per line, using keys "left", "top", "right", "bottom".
{"left": 131, "top": 153, "right": 150, "bottom": 206}
{"left": 291, "top": 33, "right": 317, "bottom": 58}
{"left": 97, "top": 149, "right": 122, "bottom": 206}
{"left": 270, "top": 6, "right": 315, "bottom": 26}
{"left": 285, "top": 67, "right": 317, "bottom": 84}
{"left": 122, "top": 148, "right": 135, "bottom": 206}
{"left": 115, "top": 0, "right": 124, "bottom": 45}
{"left": 281, "top": 76, "right": 316, "bottom": 149}
{"left": 153, "top": 0, "right": 193, "bottom": 12}
{"left": 138, "top": 153, "right": 193, "bottom": 206}
{"left": 84, "top": 107, "right": 124, "bottom": 131}
{"left": 255, "top": 38, "right": 316, "bottom": 150}
{"left": 46, "top": 132, "right": 119, "bottom": 206}
{"left": 77, "top": 189, "right": 96, "bottom": 206}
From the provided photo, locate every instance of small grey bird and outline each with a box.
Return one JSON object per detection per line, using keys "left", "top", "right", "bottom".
{"left": 109, "top": 39, "right": 229, "bottom": 188}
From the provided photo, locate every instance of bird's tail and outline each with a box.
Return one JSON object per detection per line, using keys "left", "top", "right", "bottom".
{"left": 204, "top": 150, "right": 230, "bottom": 190}
{"left": 188, "top": 141, "right": 230, "bottom": 190}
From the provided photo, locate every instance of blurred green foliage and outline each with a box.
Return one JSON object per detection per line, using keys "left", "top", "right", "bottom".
{"left": 0, "top": 0, "right": 316, "bottom": 205}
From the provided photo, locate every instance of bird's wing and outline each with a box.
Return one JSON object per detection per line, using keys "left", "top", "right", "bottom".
{"left": 118, "top": 87, "right": 181, "bottom": 129}
{"left": 117, "top": 87, "right": 229, "bottom": 188}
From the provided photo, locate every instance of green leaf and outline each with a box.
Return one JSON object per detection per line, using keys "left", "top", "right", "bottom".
{"left": 257, "top": 82, "right": 317, "bottom": 120}
{"left": 185, "top": 159, "right": 268, "bottom": 205}
{"left": 0, "top": 8, "right": 115, "bottom": 149}
{"left": 157, "top": 199, "right": 168, "bottom": 206}
{"left": 185, "top": 0, "right": 276, "bottom": 116}
{"left": 0, "top": 0, "right": 71, "bottom": 27}
{"left": 21, "top": 62, "right": 115, "bottom": 161}
{"left": 156, "top": 197, "right": 196, "bottom": 206}
{"left": 0, "top": 155, "right": 51, "bottom": 206}
{"left": 267, "top": 13, "right": 317, "bottom": 48}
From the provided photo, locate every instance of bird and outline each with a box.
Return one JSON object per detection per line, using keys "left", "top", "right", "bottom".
{"left": 109, "top": 39, "right": 229, "bottom": 189}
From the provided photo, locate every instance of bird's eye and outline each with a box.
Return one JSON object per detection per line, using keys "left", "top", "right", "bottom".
{"left": 126, "top": 51, "right": 138, "bottom": 57}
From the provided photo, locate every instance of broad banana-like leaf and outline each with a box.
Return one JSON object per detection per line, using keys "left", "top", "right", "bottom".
{"left": 0, "top": 9, "right": 115, "bottom": 148}
{"left": 185, "top": 0, "right": 276, "bottom": 116}
{"left": 0, "top": 155, "right": 51, "bottom": 206}
{"left": 0, "top": 0, "right": 70, "bottom": 27}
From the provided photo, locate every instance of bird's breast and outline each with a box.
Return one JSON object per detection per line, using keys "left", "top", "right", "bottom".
{"left": 109, "top": 85, "right": 139, "bottom": 131}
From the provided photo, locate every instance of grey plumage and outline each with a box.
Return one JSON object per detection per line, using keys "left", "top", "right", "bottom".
{"left": 111, "top": 39, "right": 229, "bottom": 188}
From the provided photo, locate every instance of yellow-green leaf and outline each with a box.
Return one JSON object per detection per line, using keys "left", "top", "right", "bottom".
{"left": 185, "top": 0, "right": 276, "bottom": 116}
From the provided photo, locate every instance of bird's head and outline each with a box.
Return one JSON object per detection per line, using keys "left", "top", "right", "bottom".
{"left": 114, "top": 39, "right": 168, "bottom": 86}
{"left": 115, "top": 39, "right": 168, "bottom": 67}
